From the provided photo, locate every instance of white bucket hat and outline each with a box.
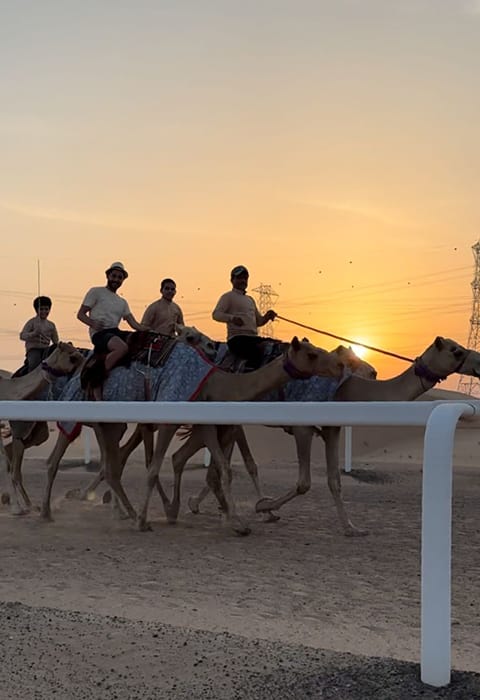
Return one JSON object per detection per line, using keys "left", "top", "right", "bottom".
{"left": 105, "top": 261, "right": 128, "bottom": 279}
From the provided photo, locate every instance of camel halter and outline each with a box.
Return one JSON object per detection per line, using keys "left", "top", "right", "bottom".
{"left": 41, "top": 361, "right": 69, "bottom": 380}
{"left": 282, "top": 356, "right": 314, "bottom": 380}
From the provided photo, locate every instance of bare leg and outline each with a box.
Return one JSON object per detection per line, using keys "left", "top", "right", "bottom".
{"left": 323, "top": 426, "right": 367, "bottom": 537}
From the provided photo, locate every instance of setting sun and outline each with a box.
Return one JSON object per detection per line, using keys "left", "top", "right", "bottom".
{"left": 350, "top": 343, "right": 370, "bottom": 360}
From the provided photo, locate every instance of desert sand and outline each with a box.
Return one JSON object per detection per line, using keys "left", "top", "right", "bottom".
{"left": 1, "top": 420, "right": 480, "bottom": 698}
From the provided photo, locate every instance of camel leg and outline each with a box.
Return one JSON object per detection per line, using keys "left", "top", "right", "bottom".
{"left": 0, "top": 437, "right": 12, "bottom": 507}
{"left": 166, "top": 427, "right": 207, "bottom": 522}
{"left": 255, "top": 426, "right": 314, "bottom": 515}
{"left": 323, "top": 426, "right": 368, "bottom": 537}
{"left": 137, "top": 425, "right": 178, "bottom": 531}
{"left": 201, "top": 425, "right": 250, "bottom": 536}
{"left": 97, "top": 424, "right": 137, "bottom": 521}
{"left": 9, "top": 439, "right": 31, "bottom": 515}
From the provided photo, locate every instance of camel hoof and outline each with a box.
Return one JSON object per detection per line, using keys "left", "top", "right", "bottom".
{"left": 102, "top": 490, "right": 112, "bottom": 504}
{"left": 344, "top": 526, "right": 369, "bottom": 537}
{"left": 10, "top": 505, "right": 29, "bottom": 517}
{"left": 137, "top": 518, "right": 153, "bottom": 532}
{"left": 1, "top": 492, "right": 11, "bottom": 505}
{"left": 255, "top": 497, "right": 276, "bottom": 514}
{"left": 231, "top": 518, "right": 251, "bottom": 536}
{"left": 188, "top": 497, "right": 200, "bottom": 514}
{"left": 262, "top": 511, "right": 281, "bottom": 523}
{"left": 40, "top": 510, "right": 53, "bottom": 522}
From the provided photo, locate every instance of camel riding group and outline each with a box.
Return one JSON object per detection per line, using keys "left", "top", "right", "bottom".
{"left": 1, "top": 331, "right": 480, "bottom": 537}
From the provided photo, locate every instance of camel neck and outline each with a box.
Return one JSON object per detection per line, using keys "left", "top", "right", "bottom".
{"left": 1, "top": 365, "right": 49, "bottom": 401}
{"left": 334, "top": 364, "right": 433, "bottom": 402}
{"left": 204, "top": 355, "right": 297, "bottom": 402}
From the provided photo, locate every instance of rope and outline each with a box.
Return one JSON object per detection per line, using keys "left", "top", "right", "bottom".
{"left": 276, "top": 315, "right": 414, "bottom": 363}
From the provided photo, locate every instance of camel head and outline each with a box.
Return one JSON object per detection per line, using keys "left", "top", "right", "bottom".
{"left": 287, "top": 337, "right": 344, "bottom": 379}
{"left": 43, "top": 342, "right": 85, "bottom": 376}
{"left": 175, "top": 324, "right": 217, "bottom": 361}
{"left": 417, "top": 337, "right": 480, "bottom": 381}
{"left": 333, "top": 345, "right": 377, "bottom": 380}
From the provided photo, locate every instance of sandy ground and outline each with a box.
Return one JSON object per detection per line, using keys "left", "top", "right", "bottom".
{"left": 1, "top": 424, "right": 480, "bottom": 698}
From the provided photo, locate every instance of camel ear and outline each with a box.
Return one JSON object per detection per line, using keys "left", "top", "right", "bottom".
{"left": 434, "top": 336, "right": 445, "bottom": 350}
{"left": 291, "top": 336, "right": 301, "bottom": 351}
{"left": 302, "top": 336, "right": 310, "bottom": 343}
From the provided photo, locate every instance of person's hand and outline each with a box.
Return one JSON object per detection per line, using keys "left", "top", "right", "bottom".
{"left": 38, "top": 334, "right": 50, "bottom": 346}
{"left": 232, "top": 316, "right": 244, "bottom": 327}
{"left": 264, "top": 309, "right": 277, "bottom": 322}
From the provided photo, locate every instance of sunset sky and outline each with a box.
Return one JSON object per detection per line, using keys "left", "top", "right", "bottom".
{"left": 1, "top": 1, "right": 479, "bottom": 388}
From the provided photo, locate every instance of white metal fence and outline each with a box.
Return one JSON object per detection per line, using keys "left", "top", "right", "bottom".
{"left": 1, "top": 398, "right": 479, "bottom": 688}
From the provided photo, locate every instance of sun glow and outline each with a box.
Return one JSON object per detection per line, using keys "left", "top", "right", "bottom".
{"left": 350, "top": 342, "right": 370, "bottom": 360}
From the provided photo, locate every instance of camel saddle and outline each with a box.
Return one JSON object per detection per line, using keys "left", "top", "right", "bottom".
{"left": 80, "top": 331, "right": 177, "bottom": 393}
{"left": 216, "top": 338, "right": 288, "bottom": 373}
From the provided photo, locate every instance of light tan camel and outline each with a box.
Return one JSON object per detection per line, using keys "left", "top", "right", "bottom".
{"left": 0, "top": 326, "right": 217, "bottom": 518}
{"left": 169, "top": 336, "right": 480, "bottom": 536}
{"left": 40, "top": 337, "right": 343, "bottom": 533}
{"left": 0, "top": 343, "right": 85, "bottom": 512}
{"left": 125, "top": 337, "right": 344, "bottom": 535}
{"left": 185, "top": 345, "right": 377, "bottom": 518}
{"left": 57, "top": 344, "right": 375, "bottom": 521}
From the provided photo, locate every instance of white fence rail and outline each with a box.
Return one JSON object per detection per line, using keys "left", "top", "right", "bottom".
{"left": 1, "top": 398, "right": 479, "bottom": 688}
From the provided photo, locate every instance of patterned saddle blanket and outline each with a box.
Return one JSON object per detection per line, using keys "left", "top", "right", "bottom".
{"left": 80, "top": 332, "right": 177, "bottom": 393}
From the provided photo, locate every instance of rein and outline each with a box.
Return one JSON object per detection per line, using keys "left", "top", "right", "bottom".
{"left": 276, "top": 315, "right": 414, "bottom": 363}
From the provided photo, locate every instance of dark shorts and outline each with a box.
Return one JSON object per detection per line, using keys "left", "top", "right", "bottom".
{"left": 227, "top": 335, "right": 263, "bottom": 369}
{"left": 91, "top": 328, "right": 129, "bottom": 354}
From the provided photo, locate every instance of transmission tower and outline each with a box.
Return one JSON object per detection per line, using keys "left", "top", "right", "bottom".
{"left": 457, "top": 240, "right": 480, "bottom": 396}
{"left": 252, "top": 283, "right": 279, "bottom": 338}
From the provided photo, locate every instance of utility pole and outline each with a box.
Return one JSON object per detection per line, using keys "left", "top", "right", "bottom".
{"left": 252, "top": 283, "right": 279, "bottom": 337}
{"left": 457, "top": 241, "right": 480, "bottom": 396}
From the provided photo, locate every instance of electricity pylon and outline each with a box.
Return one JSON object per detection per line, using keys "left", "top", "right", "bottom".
{"left": 457, "top": 240, "right": 480, "bottom": 396}
{"left": 252, "top": 283, "right": 279, "bottom": 338}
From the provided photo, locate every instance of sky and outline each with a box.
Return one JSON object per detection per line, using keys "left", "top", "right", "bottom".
{"left": 1, "top": 0, "right": 479, "bottom": 388}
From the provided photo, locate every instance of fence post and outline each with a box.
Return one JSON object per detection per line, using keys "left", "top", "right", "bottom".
{"left": 421, "top": 402, "right": 474, "bottom": 687}
{"left": 344, "top": 426, "right": 352, "bottom": 472}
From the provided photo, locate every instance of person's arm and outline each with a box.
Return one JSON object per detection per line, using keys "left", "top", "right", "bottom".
{"left": 257, "top": 309, "right": 277, "bottom": 327}
{"left": 212, "top": 294, "right": 244, "bottom": 326}
{"left": 177, "top": 306, "right": 184, "bottom": 326}
{"left": 125, "top": 313, "right": 149, "bottom": 332}
{"left": 51, "top": 323, "right": 59, "bottom": 345}
{"left": 77, "top": 304, "right": 102, "bottom": 332}
{"left": 141, "top": 304, "right": 155, "bottom": 329}
{"left": 19, "top": 319, "right": 36, "bottom": 341}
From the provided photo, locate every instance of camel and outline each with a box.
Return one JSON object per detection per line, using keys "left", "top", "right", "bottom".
{"left": 184, "top": 345, "right": 377, "bottom": 517}
{"left": 104, "top": 337, "right": 342, "bottom": 535}
{"left": 0, "top": 326, "right": 218, "bottom": 517}
{"left": 167, "top": 336, "right": 480, "bottom": 536}
{"left": 0, "top": 343, "right": 85, "bottom": 512}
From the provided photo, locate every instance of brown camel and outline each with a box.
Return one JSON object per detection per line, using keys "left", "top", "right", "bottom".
{"left": 0, "top": 326, "right": 217, "bottom": 518}
{"left": 54, "top": 344, "right": 375, "bottom": 521}
{"left": 0, "top": 343, "right": 85, "bottom": 513}
{"left": 127, "top": 337, "right": 344, "bottom": 535}
{"left": 169, "top": 336, "right": 480, "bottom": 536}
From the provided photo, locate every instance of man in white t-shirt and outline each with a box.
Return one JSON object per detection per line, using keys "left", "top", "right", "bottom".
{"left": 77, "top": 262, "right": 147, "bottom": 372}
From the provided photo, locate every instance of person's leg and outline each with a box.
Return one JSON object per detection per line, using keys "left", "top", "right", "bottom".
{"left": 26, "top": 348, "right": 44, "bottom": 372}
{"left": 227, "top": 335, "right": 263, "bottom": 369}
{"left": 104, "top": 335, "right": 129, "bottom": 371}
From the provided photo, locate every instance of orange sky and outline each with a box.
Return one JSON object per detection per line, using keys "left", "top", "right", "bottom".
{"left": 1, "top": 2, "right": 479, "bottom": 389}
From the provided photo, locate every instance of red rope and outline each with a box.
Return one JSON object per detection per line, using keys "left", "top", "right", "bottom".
{"left": 276, "top": 315, "right": 414, "bottom": 363}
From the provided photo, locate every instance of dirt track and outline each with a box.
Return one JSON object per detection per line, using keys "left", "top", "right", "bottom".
{"left": 1, "top": 432, "right": 479, "bottom": 698}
